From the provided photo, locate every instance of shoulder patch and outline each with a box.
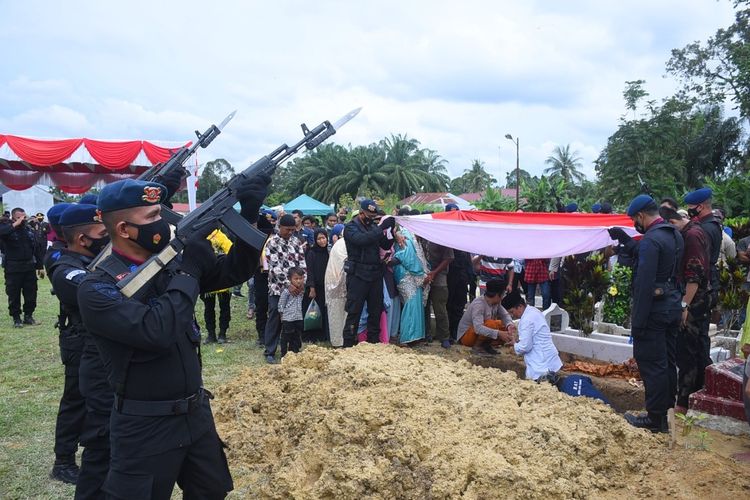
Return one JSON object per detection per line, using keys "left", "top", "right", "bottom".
{"left": 92, "top": 282, "right": 124, "bottom": 302}
{"left": 65, "top": 269, "right": 86, "bottom": 281}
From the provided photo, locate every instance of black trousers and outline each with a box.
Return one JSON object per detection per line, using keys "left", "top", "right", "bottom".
{"left": 201, "top": 292, "right": 231, "bottom": 334}
{"left": 676, "top": 310, "right": 713, "bottom": 408}
{"left": 343, "top": 274, "right": 383, "bottom": 346}
{"left": 55, "top": 329, "right": 86, "bottom": 458}
{"left": 76, "top": 346, "right": 113, "bottom": 500}
{"left": 103, "top": 427, "right": 232, "bottom": 500}
{"left": 280, "top": 320, "right": 303, "bottom": 356}
{"left": 254, "top": 270, "right": 269, "bottom": 342}
{"left": 633, "top": 311, "right": 679, "bottom": 417}
{"left": 447, "top": 279, "right": 468, "bottom": 341}
{"left": 5, "top": 269, "right": 37, "bottom": 317}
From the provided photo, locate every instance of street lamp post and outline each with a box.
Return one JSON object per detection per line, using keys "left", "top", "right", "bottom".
{"left": 505, "top": 133, "right": 519, "bottom": 210}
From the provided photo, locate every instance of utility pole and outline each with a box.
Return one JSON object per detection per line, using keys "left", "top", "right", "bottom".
{"left": 505, "top": 134, "right": 520, "bottom": 210}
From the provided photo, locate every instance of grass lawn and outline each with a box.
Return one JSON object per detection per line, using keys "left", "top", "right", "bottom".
{"left": 0, "top": 273, "right": 265, "bottom": 499}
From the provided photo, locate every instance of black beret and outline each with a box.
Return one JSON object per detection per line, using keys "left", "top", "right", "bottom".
{"left": 97, "top": 179, "right": 167, "bottom": 213}
{"left": 59, "top": 204, "right": 102, "bottom": 228}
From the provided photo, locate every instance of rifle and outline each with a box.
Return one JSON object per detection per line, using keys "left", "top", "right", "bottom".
{"left": 116, "top": 107, "right": 361, "bottom": 298}
{"left": 88, "top": 111, "right": 235, "bottom": 270}
{"left": 637, "top": 173, "right": 654, "bottom": 198}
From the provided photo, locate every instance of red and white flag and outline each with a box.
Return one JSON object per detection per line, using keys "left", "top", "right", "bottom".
{"left": 396, "top": 211, "right": 638, "bottom": 259}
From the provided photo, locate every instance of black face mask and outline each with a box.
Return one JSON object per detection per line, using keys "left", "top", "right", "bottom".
{"left": 85, "top": 235, "right": 110, "bottom": 256}
{"left": 687, "top": 207, "right": 700, "bottom": 219}
{"left": 634, "top": 222, "right": 646, "bottom": 234}
{"left": 126, "top": 219, "right": 171, "bottom": 253}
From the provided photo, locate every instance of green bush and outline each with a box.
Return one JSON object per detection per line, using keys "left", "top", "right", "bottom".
{"left": 602, "top": 264, "right": 633, "bottom": 327}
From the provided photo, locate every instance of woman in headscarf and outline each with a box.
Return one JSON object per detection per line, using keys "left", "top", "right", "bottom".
{"left": 305, "top": 228, "right": 330, "bottom": 342}
{"left": 391, "top": 228, "right": 427, "bottom": 344}
{"left": 324, "top": 224, "right": 347, "bottom": 347}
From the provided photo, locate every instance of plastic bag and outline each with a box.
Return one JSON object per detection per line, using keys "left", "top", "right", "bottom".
{"left": 304, "top": 300, "right": 322, "bottom": 331}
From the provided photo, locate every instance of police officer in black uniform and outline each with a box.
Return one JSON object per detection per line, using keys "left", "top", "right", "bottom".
{"left": 612, "top": 195, "right": 684, "bottom": 433}
{"left": 49, "top": 204, "right": 112, "bottom": 496}
{"left": 0, "top": 207, "right": 45, "bottom": 327}
{"left": 42, "top": 202, "right": 87, "bottom": 484}
{"left": 77, "top": 175, "right": 269, "bottom": 499}
{"left": 342, "top": 199, "right": 395, "bottom": 347}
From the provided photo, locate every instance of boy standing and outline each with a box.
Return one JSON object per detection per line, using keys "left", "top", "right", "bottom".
{"left": 278, "top": 267, "right": 305, "bottom": 357}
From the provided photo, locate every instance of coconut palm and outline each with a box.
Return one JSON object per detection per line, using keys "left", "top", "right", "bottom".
{"left": 461, "top": 159, "right": 496, "bottom": 192}
{"left": 544, "top": 144, "right": 586, "bottom": 184}
{"left": 333, "top": 144, "right": 388, "bottom": 198}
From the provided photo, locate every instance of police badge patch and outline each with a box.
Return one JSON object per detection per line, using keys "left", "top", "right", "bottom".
{"left": 142, "top": 186, "right": 162, "bottom": 203}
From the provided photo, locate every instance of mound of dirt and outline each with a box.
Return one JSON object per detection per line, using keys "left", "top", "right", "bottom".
{"left": 214, "top": 344, "right": 662, "bottom": 499}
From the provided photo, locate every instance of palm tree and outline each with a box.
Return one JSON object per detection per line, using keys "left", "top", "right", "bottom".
{"left": 285, "top": 144, "right": 350, "bottom": 203}
{"left": 421, "top": 149, "right": 450, "bottom": 191}
{"left": 461, "top": 159, "right": 496, "bottom": 192}
{"left": 333, "top": 144, "right": 388, "bottom": 198}
{"left": 544, "top": 144, "right": 586, "bottom": 184}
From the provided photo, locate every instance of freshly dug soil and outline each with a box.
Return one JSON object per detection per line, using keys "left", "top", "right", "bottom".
{"left": 215, "top": 344, "right": 664, "bottom": 499}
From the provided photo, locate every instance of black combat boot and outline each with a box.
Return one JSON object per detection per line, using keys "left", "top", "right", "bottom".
{"left": 624, "top": 412, "right": 668, "bottom": 434}
{"left": 217, "top": 330, "right": 227, "bottom": 344}
{"left": 204, "top": 330, "right": 217, "bottom": 344}
{"left": 23, "top": 314, "right": 39, "bottom": 326}
{"left": 50, "top": 455, "right": 79, "bottom": 484}
{"left": 13, "top": 316, "right": 23, "bottom": 328}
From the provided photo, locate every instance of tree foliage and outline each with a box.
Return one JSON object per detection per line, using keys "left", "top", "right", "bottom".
{"left": 197, "top": 158, "right": 233, "bottom": 202}
{"left": 272, "top": 134, "right": 449, "bottom": 203}
{"left": 667, "top": 1, "right": 750, "bottom": 121}
{"left": 544, "top": 144, "right": 586, "bottom": 185}
{"left": 595, "top": 84, "right": 743, "bottom": 206}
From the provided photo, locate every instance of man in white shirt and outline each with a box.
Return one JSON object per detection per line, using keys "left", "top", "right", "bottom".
{"left": 502, "top": 290, "right": 563, "bottom": 381}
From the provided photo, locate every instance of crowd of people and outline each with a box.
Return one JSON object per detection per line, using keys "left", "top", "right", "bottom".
{"left": 2, "top": 173, "right": 750, "bottom": 498}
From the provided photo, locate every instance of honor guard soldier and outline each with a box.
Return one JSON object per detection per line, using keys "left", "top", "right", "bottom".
{"left": 342, "top": 199, "right": 395, "bottom": 347}
{"left": 77, "top": 176, "right": 269, "bottom": 499}
{"left": 42, "top": 202, "right": 87, "bottom": 485}
{"left": 0, "top": 207, "right": 46, "bottom": 327}
{"left": 49, "top": 204, "right": 112, "bottom": 495}
{"left": 623, "top": 194, "right": 684, "bottom": 433}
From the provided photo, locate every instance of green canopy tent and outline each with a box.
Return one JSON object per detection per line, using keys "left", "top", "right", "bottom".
{"left": 283, "top": 194, "right": 333, "bottom": 216}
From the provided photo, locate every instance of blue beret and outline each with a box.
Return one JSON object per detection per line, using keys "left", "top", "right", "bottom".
{"left": 79, "top": 194, "right": 98, "bottom": 205}
{"left": 445, "top": 203, "right": 459, "bottom": 211}
{"left": 47, "top": 203, "right": 72, "bottom": 226}
{"left": 626, "top": 194, "right": 655, "bottom": 217}
{"left": 97, "top": 179, "right": 167, "bottom": 213}
{"left": 331, "top": 223, "right": 345, "bottom": 238}
{"left": 565, "top": 202, "right": 578, "bottom": 213}
{"left": 60, "top": 204, "right": 101, "bottom": 228}
{"left": 360, "top": 199, "right": 378, "bottom": 214}
{"left": 684, "top": 187, "right": 712, "bottom": 205}
{"left": 591, "top": 203, "right": 602, "bottom": 213}
{"left": 262, "top": 209, "right": 277, "bottom": 219}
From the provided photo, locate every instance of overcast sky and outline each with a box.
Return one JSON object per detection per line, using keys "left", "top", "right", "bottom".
{"left": 0, "top": 0, "right": 737, "bottom": 185}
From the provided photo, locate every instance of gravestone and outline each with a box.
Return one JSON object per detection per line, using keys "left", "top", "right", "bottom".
{"left": 689, "top": 357, "right": 747, "bottom": 422}
{"left": 543, "top": 303, "right": 569, "bottom": 333}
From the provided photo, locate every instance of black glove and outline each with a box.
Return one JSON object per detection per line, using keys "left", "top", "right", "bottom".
{"left": 180, "top": 224, "right": 218, "bottom": 280}
{"left": 607, "top": 227, "right": 632, "bottom": 244}
{"left": 154, "top": 167, "right": 187, "bottom": 202}
{"left": 378, "top": 217, "right": 396, "bottom": 230}
{"left": 236, "top": 174, "right": 272, "bottom": 224}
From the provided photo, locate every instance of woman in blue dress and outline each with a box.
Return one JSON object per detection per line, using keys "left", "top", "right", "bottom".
{"left": 392, "top": 229, "right": 427, "bottom": 344}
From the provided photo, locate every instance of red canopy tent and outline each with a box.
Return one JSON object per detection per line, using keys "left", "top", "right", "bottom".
{"left": 0, "top": 134, "right": 191, "bottom": 194}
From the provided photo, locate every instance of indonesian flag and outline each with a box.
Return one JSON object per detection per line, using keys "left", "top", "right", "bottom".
{"left": 395, "top": 211, "right": 638, "bottom": 259}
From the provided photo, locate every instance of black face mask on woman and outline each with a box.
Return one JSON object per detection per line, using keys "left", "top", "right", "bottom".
{"left": 126, "top": 219, "right": 171, "bottom": 253}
